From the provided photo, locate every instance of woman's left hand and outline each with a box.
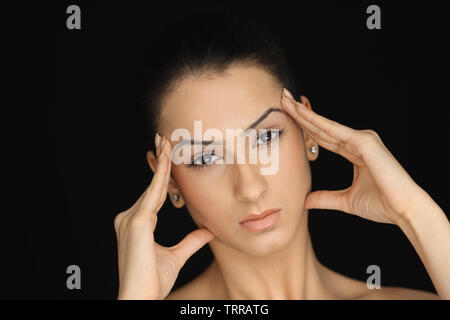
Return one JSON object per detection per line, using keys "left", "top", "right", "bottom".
{"left": 280, "top": 88, "right": 429, "bottom": 225}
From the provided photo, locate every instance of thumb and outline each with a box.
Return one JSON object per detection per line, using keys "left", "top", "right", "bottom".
{"left": 304, "top": 189, "right": 350, "bottom": 213}
{"left": 170, "top": 228, "right": 214, "bottom": 268}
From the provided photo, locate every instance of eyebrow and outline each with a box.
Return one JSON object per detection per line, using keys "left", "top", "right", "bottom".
{"left": 172, "top": 107, "right": 284, "bottom": 152}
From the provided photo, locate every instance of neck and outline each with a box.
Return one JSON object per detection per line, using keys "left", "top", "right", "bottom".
{"left": 206, "top": 210, "right": 336, "bottom": 299}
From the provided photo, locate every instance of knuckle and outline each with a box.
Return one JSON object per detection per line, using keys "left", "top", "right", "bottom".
{"left": 357, "top": 129, "right": 378, "bottom": 145}
{"left": 127, "top": 214, "right": 145, "bottom": 230}
{"left": 128, "top": 212, "right": 155, "bottom": 231}
{"left": 114, "top": 211, "right": 126, "bottom": 232}
{"left": 351, "top": 131, "right": 373, "bottom": 154}
{"left": 362, "top": 129, "right": 379, "bottom": 140}
{"left": 366, "top": 129, "right": 379, "bottom": 138}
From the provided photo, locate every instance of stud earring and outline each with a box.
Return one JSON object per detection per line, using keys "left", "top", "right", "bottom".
{"left": 310, "top": 145, "right": 317, "bottom": 154}
{"left": 172, "top": 194, "right": 180, "bottom": 202}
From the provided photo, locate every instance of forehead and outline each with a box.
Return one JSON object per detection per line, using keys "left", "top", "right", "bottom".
{"left": 159, "top": 65, "right": 282, "bottom": 136}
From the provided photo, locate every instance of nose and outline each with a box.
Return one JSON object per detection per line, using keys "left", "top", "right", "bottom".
{"left": 233, "top": 162, "right": 268, "bottom": 204}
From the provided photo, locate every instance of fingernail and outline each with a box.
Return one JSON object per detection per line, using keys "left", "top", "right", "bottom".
{"left": 281, "top": 93, "right": 296, "bottom": 112}
{"left": 155, "top": 132, "right": 160, "bottom": 152}
{"left": 282, "top": 88, "right": 295, "bottom": 102}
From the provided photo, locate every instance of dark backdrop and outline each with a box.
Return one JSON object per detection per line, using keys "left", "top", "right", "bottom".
{"left": 5, "top": 1, "right": 448, "bottom": 299}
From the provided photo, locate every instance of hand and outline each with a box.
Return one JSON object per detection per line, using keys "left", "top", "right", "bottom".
{"left": 114, "top": 135, "right": 214, "bottom": 299}
{"left": 280, "top": 88, "right": 428, "bottom": 225}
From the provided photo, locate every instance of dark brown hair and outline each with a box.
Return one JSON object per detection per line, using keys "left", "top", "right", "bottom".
{"left": 137, "top": 9, "right": 299, "bottom": 152}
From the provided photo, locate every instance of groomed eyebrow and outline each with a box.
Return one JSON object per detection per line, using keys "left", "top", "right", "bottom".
{"left": 172, "top": 107, "right": 285, "bottom": 153}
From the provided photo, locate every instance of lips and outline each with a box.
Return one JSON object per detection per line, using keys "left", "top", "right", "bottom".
{"left": 239, "top": 208, "right": 282, "bottom": 232}
{"left": 240, "top": 208, "right": 282, "bottom": 223}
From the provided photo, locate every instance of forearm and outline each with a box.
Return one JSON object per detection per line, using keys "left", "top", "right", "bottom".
{"left": 396, "top": 191, "right": 450, "bottom": 299}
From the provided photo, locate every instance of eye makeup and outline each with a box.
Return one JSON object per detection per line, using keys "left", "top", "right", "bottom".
{"left": 172, "top": 107, "right": 284, "bottom": 154}
{"left": 184, "top": 127, "right": 287, "bottom": 170}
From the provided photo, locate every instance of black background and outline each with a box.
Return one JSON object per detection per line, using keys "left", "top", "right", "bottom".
{"left": 5, "top": 1, "right": 448, "bottom": 299}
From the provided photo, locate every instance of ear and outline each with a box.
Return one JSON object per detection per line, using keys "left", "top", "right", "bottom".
{"left": 146, "top": 150, "right": 158, "bottom": 174}
{"left": 298, "top": 95, "right": 319, "bottom": 161}
{"left": 145, "top": 150, "right": 185, "bottom": 208}
{"left": 299, "top": 95, "right": 312, "bottom": 110}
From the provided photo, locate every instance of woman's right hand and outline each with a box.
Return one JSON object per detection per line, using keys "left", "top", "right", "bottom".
{"left": 114, "top": 135, "right": 214, "bottom": 300}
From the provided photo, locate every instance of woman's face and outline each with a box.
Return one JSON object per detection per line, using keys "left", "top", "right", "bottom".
{"left": 157, "top": 64, "right": 312, "bottom": 257}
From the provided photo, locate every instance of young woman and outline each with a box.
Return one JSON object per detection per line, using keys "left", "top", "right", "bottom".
{"left": 113, "top": 10, "right": 449, "bottom": 300}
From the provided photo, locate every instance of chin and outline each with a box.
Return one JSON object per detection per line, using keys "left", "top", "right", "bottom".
{"left": 238, "top": 226, "right": 294, "bottom": 257}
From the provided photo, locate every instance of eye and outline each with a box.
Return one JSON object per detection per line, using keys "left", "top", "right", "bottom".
{"left": 187, "top": 151, "right": 221, "bottom": 169}
{"left": 185, "top": 128, "right": 286, "bottom": 170}
{"left": 256, "top": 128, "right": 285, "bottom": 146}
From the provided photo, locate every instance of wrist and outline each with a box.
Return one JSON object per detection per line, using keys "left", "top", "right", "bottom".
{"left": 397, "top": 199, "right": 432, "bottom": 234}
{"left": 394, "top": 191, "right": 450, "bottom": 299}
{"left": 395, "top": 186, "right": 442, "bottom": 230}
{"left": 395, "top": 192, "right": 448, "bottom": 258}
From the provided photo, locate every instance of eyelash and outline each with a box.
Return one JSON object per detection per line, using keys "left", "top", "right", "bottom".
{"left": 185, "top": 128, "right": 287, "bottom": 170}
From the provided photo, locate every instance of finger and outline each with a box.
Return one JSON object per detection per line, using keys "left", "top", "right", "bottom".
{"left": 281, "top": 97, "right": 352, "bottom": 158}
{"left": 282, "top": 101, "right": 340, "bottom": 146}
{"left": 281, "top": 96, "right": 362, "bottom": 164}
{"left": 170, "top": 228, "right": 214, "bottom": 268}
{"left": 281, "top": 97, "right": 349, "bottom": 145}
{"left": 158, "top": 139, "right": 173, "bottom": 204}
{"left": 304, "top": 189, "right": 351, "bottom": 213}
{"left": 281, "top": 91, "right": 354, "bottom": 143}
{"left": 298, "top": 121, "right": 364, "bottom": 165}
{"left": 138, "top": 151, "right": 171, "bottom": 216}
{"left": 128, "top": 134, "right": 165, "bottom": 211}
{"left": 298, "top": 106, "right": 354, "bottom": 142}
{"left": 155, "top": 133, "right": 162, "bottom": 159}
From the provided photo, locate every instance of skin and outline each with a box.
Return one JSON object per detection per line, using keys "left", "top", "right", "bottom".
{"left": 114, "top": 64, "right": 449, "bottom": 300}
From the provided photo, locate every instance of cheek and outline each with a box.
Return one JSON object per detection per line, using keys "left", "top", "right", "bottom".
{"left": 171, "top": 166, "right": 227, "bottom": 225}
{"left": 279, "top": 129, "right": 311, "bottom": 198}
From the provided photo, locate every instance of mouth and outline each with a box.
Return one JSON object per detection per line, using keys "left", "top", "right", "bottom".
{"left": 239, "top": 208, "right": 282, "bottom": 232}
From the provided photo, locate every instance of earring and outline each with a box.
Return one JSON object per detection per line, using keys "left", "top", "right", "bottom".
{"left": 310, "top": 145, "right": 317, "bottom": 154}
{"left": 172, "top": 194, "right": 179, "bottom": 202}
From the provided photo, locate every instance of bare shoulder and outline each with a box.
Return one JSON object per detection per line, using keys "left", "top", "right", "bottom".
{"left": 358, "top": 285, "right": 440, "bottom": 300}
{"left": 320, "top": 265, "right": 440, "bottom": 300}
{"left": 166, "top": 262, "right": 440, "bottom": 300}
